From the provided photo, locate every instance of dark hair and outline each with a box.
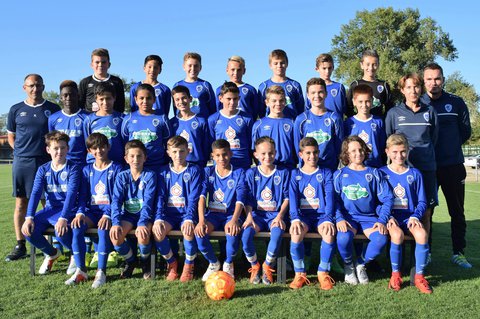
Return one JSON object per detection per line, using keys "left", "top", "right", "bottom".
{"left": 24, "top": 74, "right": 43, "bottom": 82}
{"left": 144, "top": 54, "right": 163, "bottom": 66}
{"left": 269, "top": 49, "right": 288, "bottom": 64}
{"left": 171, "top": 85, "right": 191, "bottom": 96}
{"left": 255, "top": 136, "right": 276, "bottom": 150}
{"left": 299, "top": 136, "right": 319, "bottom": 151}
{"left": 86, "top": 132, "right": 110, "bottom": 150}
{"left": 306, "top": 77, "right": 327, "bottom": 93}
{"left": 315, "top": 53, "right": 334, "bottom": 67}
{"left": 423, "top": 62, "right": 444, "bottom": 77}
{"left": 212, "top": 139, "right": 231, "bottom": 151}
{"left": 361, "top": 49, "right": 379, "bottom": 62}
{"left": 135, "top": 83, "right": 155, "bottom": 97}
{"left": 125, "top": 139, "right": 147, "bottom": 157}
{"left": 94, "top": 82, "right": 116, "bottom": 98}
{"left": 352, "top": 84, "right": 373, "bottom": 98}
{"left": 91, "top": 48, "right": 110, "bottom": 61}
{"left": 59, "top": 80, "right": 78, "bottom": 92}
{"left": 339, "top": 136, "right": 371, "bottom": 166}
{"left": 45, "top": 130, "right": 70, "bottom": 147}
{"left": 219, "top": 81, "right": 239, "bottom": 96}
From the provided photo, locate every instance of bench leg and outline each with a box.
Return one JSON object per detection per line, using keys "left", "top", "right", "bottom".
{"left": 150, "top": 244, "right": 157, "bottom": 280}
{"left": 276, "top": 238, "right": 287, "bottom": 284}
{"left": 30, "top": 244, "right": 36, "bottom": 276}
{"left": 409, "top": 240, "right": 416, "bottom": 286}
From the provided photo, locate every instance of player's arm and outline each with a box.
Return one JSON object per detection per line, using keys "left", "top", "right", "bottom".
{"left": 412, "top": 170, "right": 427, "bottom": 220}
{"left": 225, "top": 170, "right": 246, "bottom": 236}
{"left": 194, "top": 169, "right": 208, "bottom": 237}
{"left": 293, "top": 116, "right": 304, "bottom": 157}
{"left": 7, "top": 132, "right": 15, "bottom": 149}
{"left": 6, "top": 107, "right": 16, "bottom": 149}
{"left": 384, "top": 108, "right": 395, "bottom": 136}
{"left": 458, "top": 99, "right": 472, "bottom": 143}
{"left": 162, "top": 86, "right": 172, "bottom": 119}
{"left": 430, "top": 108, "right": 439, "bottom": 146}
{"left": 185, "top": 167, "right": 202, "bottom": 223}
{"left": 129, "top": 84, "right": 138, "bottom": 112}
{"left": 250, "top": 86, "right": 260, "bottom": 120}
{"left": 153, "top": 172, "right": 167, "bottom": 238}
{"left": 206, "top": 82, "right": 217, "bottom": 116}
{"left": 22, "top": 166, "right": 47, "bottom": 236}
{"left": 333, "top": 170, "right": 351, "bottom": 232}
{"left": 215, "top": 86, "right": 222, "bottom": 112}
{"left": 374, "top": 169, "right": 393, "bottom": 226}
{"left": 257, "top": 82, "right": 267, "bottom": 119}
{"left": 138, "top": 172, "right": 157, "bottom": 227}
{"left": 60, "top": 164, "right": 81, "bottom": 221}
{"left": 294, "top": 82, "right": 305, "bottom": 116}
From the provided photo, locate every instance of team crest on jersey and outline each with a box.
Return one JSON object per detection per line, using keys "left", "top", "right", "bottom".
{"left": 191, "top": 121, "right": 198, "bottom": 130}
{"left": 196, "top": 85, "right": 203, "bottom": 93}
{"left": 377, "top": 85, "right": 384, "bottom": 93}
{"left": 371, "top": 122, "right": 377, "bottom": 130}
{"left": 306, "top": 129, "right": 331, "bottom": 144}
{"left": 236, "top": 118, "right": 244, "bottom": 127}
{"left": 365, "top": 173, "right": 373, "bottom": 182}
{"left": 316, "top": 174, "right": 323, "bottom": 183}
{"left": 324, "top": 118, "right": 331, "bottom": 127}
{"left": 166, "top": 172, "right": 171, "bottom": 179}
{"left": 261, "top": 187, "right": 273, "bottom": 201}
{"left": 183, "top": 173, "right": 191, "bottom": 183}
{"left": 342, "top": 184, "right": 368, "bottom": 200}
{"left": 225, "top": 126, "right": 237, "bottom": 139}
{"left": 242, "top": 87, "right": 249, "bottom": 95}
{"left": 255, "top": 176, "right": 260, "bottom": 181}
{"left": 133, "top": 119, "right": 138, "bottom": 124}
{"left": 171, "top": 182, "right": 182, "bottom": 196}
{"left": 209, "top": 176, "right": 215, "bottom": 183}
{"left": 152, "top": 119, "right": 160, "bottom": 127}
{"left": 423, "top": 112, "right": 430, "bottom": 122}
{"left": 358, "top": 130, "right": 369, "bottom": 144}
{"left": 213, "top": 188, "right": 224, "bottom": 202}
{"left": 113, "top": 118, "right": 120, "bottom": 126}
{"left": 394, "top": 183, "right": 406, "bottom": 198}
{"left": 274, "top": 175, "right": 281, "bottom": 185}
{"left": 57, "top": 118, "right": 63, "bottom": 123}
{"left": 155, "top": 88, "right": 161, "bottom": 96}
{"left": 95, "top": 181, "right": 106, "bottom": 195}
{"left": 75, "top": 118, "right": 82, "bottom": 127}
{"left": 133, "top": 129, "right": 158, "bottom": 144}
{"left": 227, "top": 179, "right": 235, "bottom": 189}
{"left": 44, "top": 110, "right": 51, "bottom": 117}
{"left": 60, "top": 171, "right": 68, "bottom": 181}
{"left": 330, "top": 89, "right": 338, "bottom": 97}
{"left": 407, "top": 175, "right": 414, "bottom": 185}
{"left": 303, "top": 184, "right": 316, "bottom": 198}
{"left": 180, "top": 130, "right": 190, "bottom": 141}
{"left": 286, "top": 84, "right": 293, "bottom": 92}
{"left": 283, "top": 124, "right": 291, "bottom": 132}
{"left": 445, "top": 104, "right": 452, "bottom": 112}
{"left": 139, "top": 180, "right": 144, "bottom": 190}
{"left": 295, "top": 175, "right": 302, "bottom": 181}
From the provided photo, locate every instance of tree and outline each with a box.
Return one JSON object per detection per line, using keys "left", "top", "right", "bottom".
{"left": 112, "top": 74, "right": 135, "bottom": 113}
{"left": 43, "top": 90, "right": 61, "bottom": 107}
{"left": 331, "top": 7, "right": 457, "bottom": 101}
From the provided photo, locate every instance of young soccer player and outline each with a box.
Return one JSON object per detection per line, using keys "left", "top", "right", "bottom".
{"left": 288, "top": 137, "right": 336, "bottom": 290}
{"left": 122, "top": 83, "right": 171, "bottom": 171}
{"left": 334, "top": 136, "right": 393, "bottom": 285}
{"left": 242, "top": 137, "right": 290, "bottom": 285}
{"left": 79, "top": 48, "right": 125, "bottom": 113}
{"left": 294, "top": 77, "right": 343, "bottom": 171}
{"left": 48, "top": 80, "right": 88, "bottom": 166}
{"left": 258, "top": 49, "right": 305, "bottom": 119}
{"left": 215, "top": 56, "right": 260, "bottom": 119}
{"left": 153, "top": 136, "right": 203, "bottom": 282}
{"left": 346, "top": 49, "right": 393, "bottom": 118}
{"left": 194, "top": 139, "right": 247, "bottom": 280}
{"left": 251, "top": 85, "right": 296, "bottom": 169}
{"left": 380, "top": 134, "right": 432, "bottom": 293}
{"left": 344, "top": 84, "right": 386, "bottom": 168}
{"left": 83, "top": 82, "right": 124, "bottom": 164}
{"left": 130, "top": 55, "right": 171, "bottom": 116}
{"left": 169, "top": 85, "right": 210, "bottom": 168}
{"left": 208, "top": 82, "right": 254, "bottom": 170}
{"left": 306, "top": 53, "right": 347, "bottom": 117}
{"left": 110, "top": 140, "right": 157, "bottom": 279}
{"left": 173, "top": 52, "right": 216, "bottom": 119}
{"left": 21, "top": 131, "right": 81, "bottom": 276}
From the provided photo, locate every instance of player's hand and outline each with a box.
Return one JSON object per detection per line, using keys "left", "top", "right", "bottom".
{"left": 194, "top": 221, "right": 208, "bottom": 238}
{"left": 110, "top": 225, "right": 123, "bottom": 241}
{"left": 373, "top": 222, "right": 388, "bottom": 235}
{"left": 336, "top": 220, "right": 352, "bottom": 233}
{"left": 408, "top": 217, "right": 423, "bottom": 229}
{"left": 387, "top": 218, "right": 398, "bottom": 230}
{"left": 289, "top": 221, "right": 303, "bottom": 236}
{"left": 242, "top": 215, "right": 255, "bottom": 229}
{"left": 225, "top": 219, "right": 240, "bottom": 236}
{"left": 271, "top": 217, "right": 286, "bottom": 231}
{"left": 135, "top": 226, "right": 150, "bottom": 241}
{"left": 320, "top": 222, "right": 336, "bottom": 236}
{"left": 21, "top": 219, "right": 35, "bottom": 237}
{"left": 153, "top": 220, "right": 166, "bottom": 239}
{"left": 97, "top": 217, "right": 111, "bottom": 230}
{"left": 71, "top": 214, "right": 85, "bottom": 229}
{"left": 55, "top": 219, "right": 69, "bottom": 237}
{"left": 181, "top": 221, "right": 195, "bottom": 237}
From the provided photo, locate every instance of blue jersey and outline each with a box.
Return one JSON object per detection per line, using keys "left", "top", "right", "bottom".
{"left": 258, "top": 78, "right": 305, "bottom": 119}
{"left": 344, "top": 115, "right": 386, "bottom": 168}
{"left": 26, "top": 160, "right": 81, "bottom": 220}
{"left": 77, "top": 162, "right": 123, "bottom": 218}
{"left": 379, "top": 166, "right": 426, "bottom": 221}
{"left": 156, "top": 164, "right": 203, "bottom": 222}
{"left": 245, "top": 166, "right": 289, "bottom": 214}
{"left": 48, "top": 110, "right": 88, "bottom": 166}
{"left": 111, "top": 169, "right": 157, "bottom": 227}
{"left": 173, "top": 79, "right": 216, "bottom": 119}
{"left": 130, "top": 81, "right": 171, "bottom": 117}
{"left": 294, "top": 110, "right": 343, "bottom": 170}
{"left": 215, "top": 83, "right": 260, "bottom": 119}
{"left": 251, "top": 116, "right": 296, "bottom": 169}
{"left": 169, "top": 115, "right": 210, "bottom": 167}
{"left": 306, "top": 81, "right": 347, "bottom": 117}
{"left": 83, "top": 112, "right": 124, "bottom": 164}
{"left": 7, "top": 100, "right": 60, "bottom": 158}
{"left": 121, "top": 111, "right": 171, "bottom": 167}
{"left": 333, "top": 166, "right": 393, "bottom": 225}
{"left": 289, "top": 168, "right": 334, "bottom": 223}
{"left": 202, "top": 165, "right": 247, "bottom": 216}
{"left": 208, "top": 110, "right": 253, "bottom": 169}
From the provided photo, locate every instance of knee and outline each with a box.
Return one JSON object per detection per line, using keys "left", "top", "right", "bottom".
{"left": 372, "top": 232, "right": 388, "bottom": 246}
{"left": 336, "top": 231, "right": 353, "bottom": 247}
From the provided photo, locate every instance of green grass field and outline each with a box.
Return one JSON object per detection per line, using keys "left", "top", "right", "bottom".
{"left": 0, "top": 164, "right": 479, "bottom": 318}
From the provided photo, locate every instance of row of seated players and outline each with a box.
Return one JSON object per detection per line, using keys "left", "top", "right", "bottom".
{"left": 23, "top": 129, "right": 432, "bottom": 294}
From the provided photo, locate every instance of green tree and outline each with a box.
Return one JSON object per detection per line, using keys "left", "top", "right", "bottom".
{"left": 331, "top": 7, "right": 457, "bottom": 102}
{"left": 43, "top": 90, "right": 61, "bottom": 107}
{"left": 112, "top": 74, "right": 135, "bottom": 113}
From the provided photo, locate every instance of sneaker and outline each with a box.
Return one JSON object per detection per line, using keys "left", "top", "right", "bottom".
{"left": 262, "top": 262, "right": 275, "bottom": 285}
{"left": 119, "top": 261, "right": 136, "bottom": 279}
{"left": 38, "top": 249, "right": 61, "bottom": 275}
{"left": 166, "top": 260, "right": 179, "bottom": 281}
{"left": 414, "top": 274, "right": 433, "bottom": 294}
{"left": 248, "top": 263, "right": 261, "bottom": 284}
{"left": 92, "top": 270, "right": 107, "bottom": 289}
{"left": 65, "top": 268, "right": 88, "bottom": 285}
{"left": 452, "top": 253, "right": 473, "bottom": 269}
{"left": 289, "top": 272, "right": 310, "bottom": 289}
{"left": 202, "top": 261, "right": 221, "bottom": 281}
{"left": 318, "top": 271, "right": 335, "bottom": 290}
{"left": 66, "top": 256, "right": 77, "bottom": 275}
{"left": 5, "top": 244, "right": 27, "bottom": 262}
{"left": 180, "top": 263, "right": 195, "bottom": 282}
{"left": 107, "top": 251, "right": 119, "bottom": 268}
{"left": 343, "top": 263, "right": 359, "bottom": 285}
{"left": 388, "top": 271, "right": 403, "bottom": 291}
{"left": 356, "top": 263, "right": 369, "bottom": 284}
{"left": 89, "top": 252, "right": 98, "bottom": 269}
{"left": 141, "top": 258, "right": 153, "bottom": 280}
{"left": 330, "top": 256, "right": 344, "bottom": 275}
{"left": 223, "top": 262, "right": 235, "bottom": 279}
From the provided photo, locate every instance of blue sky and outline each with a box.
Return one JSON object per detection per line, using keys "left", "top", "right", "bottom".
{"left": 1, "top": 0, "right": 479, "bottom": 115}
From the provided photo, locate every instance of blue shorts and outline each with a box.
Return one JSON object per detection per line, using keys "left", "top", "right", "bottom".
{"left": 120, "top": 213, "right": 141, "bottom": 226}
{"left": 299, "top": 214, "right": 331, "bottom": 232}
{"left": 31, "top": 206, "right": 70, "bottom": 232}
{"left": 163, "top": 214, "right": 193, "bottom": 230}
{"left": 206, "top": 213, "right": 244, "bottom": 231}
{"left": 419, "top": 170, "right": 438, "bottom": 208}
{"left": 84, "top": 210, "right": 104, "bottom": 225}
{"left": 391, "top": 214, "right": 415, "bottom": 233}
{"left": 343, "top": 214, "right": 378, "bottom": 233}
{"left": 12, "top": 156, "right": 49, "bottom": 197}
{"left": 252, "top": 211, "right": 280, "bottom": 231}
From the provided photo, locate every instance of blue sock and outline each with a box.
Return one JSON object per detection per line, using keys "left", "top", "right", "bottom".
{"left": 225, "top": 234, "right": 240, "bottom": 263}
{"left": 138, "top": 242, "right": 152, "bottom": 261}
{"left": 241, "top": 227, "right": 257, "bottom": 265}
{"left": 290, "top": 241, "right": 305, "bottom": 272}
{"left": 55, "top": 229, "right": 73, "bottom": 252}
{"left": 415, "top": 243, "right": 429, "bottom": 275}
{"left": 337, "top": 230, "right": 354, "bottom": 264}
{"left": 155, "top": 238, "right": 175, "bottom": 263}
{"left": 266, "top": 227, "right": 283, "bottom": 266}
{"left": 195, "top": 235, "right": 218, "bottom": 264}
{"left": 318, "top": 240, "right": 334, "bottom": 272}
{"left": 390, "top": 243, "right": 402, "bottom": 272}
{"left": 97, "top": 229, "right": 112, "bottom": 271}
{"left": 53, "top": 237, "right": 64, "bottom": 254}
{"left": 25, "top": 227, "right": 56, "bottom": 256}
{"left": 362, "top": 231, "right": 388, "bottom": 264}
{"left": 183, "top": 239, "right": 197, "bottom": 265}
{"left": 114, "top": 241, "right": 135, "bottom": 262}
{"left": 72, "top": 223, "right": 87, "bottom": 269}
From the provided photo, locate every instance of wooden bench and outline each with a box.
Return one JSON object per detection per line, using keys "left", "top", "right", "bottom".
{"left": 31, "top": 228, "right": 416, "bottom": 284}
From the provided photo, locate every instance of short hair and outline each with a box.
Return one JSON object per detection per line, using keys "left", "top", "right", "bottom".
{"left": 315, "top": 53, "right": 334, "bottom": 68}
{"left": 212, "top": 139, "right": 231, "bottom": 152}
{"left": 24, "top": 74, "right": 43, "bottom": 82}
{"left": 125, "top": 139, "right": 147, "bottom": 157}
{"left": 339, "top": 136, "right": 371, "bottom": 166}
{"left": 227, "top": 55, "right": 245, "bottom": 68}
{"left": 59, "top": 80, "right": 78, "bottom": 92}
{"left": 167, "top": 135, "right": 188, "bottom": 149}
{"left": 183, "top": 52, "right": 202, "bottom": 64}
{"left": 306, "top": 77, "right": 327, "bottom": 93}
{"left": 423, "top": 62, "right": 444, "bottom": 77}
{"left": 135, "top": 83, "right": 155, "bottom": 97}
{"left": 144, "top": 54, "right": 163, "bottom": 66}
{"left": 171, "top": 85, "right": 191, "bottom": 97}
{"left": 352, "top": 84, "right": 373, "bottom": 99}
{"left": 91, "top": 48, "right": 110, "bottom": 61}
{"left": 361, "top": 49, "right": 379, "bottom": 62}
{"left": 299, "top": 137, "right": 319, "bottom": 152}
{"left": 219, "top": 81, "right": 239, "bottom": 96}
{"left": 265, "top": 85, "right": 285, "bottom": 100}
{"left": 45, "top": 130, "right": 70, "bottom": 147}
{"left": 269, "top": 49, "right": 288, "bottom": 64}
{"left": 254, "top": 136, "right": 276, "bottom": 150}
{"left": 386, "top": 133, "right": 409, "bottom": 149}
{"left": 86, "top": 132, "right": 110, "bottom": 149}
{"left": 94, "top": 82, "right": 116, "bottom": 98}
{"left": 397, "top": 73, "right": 423, "bottom": 92}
